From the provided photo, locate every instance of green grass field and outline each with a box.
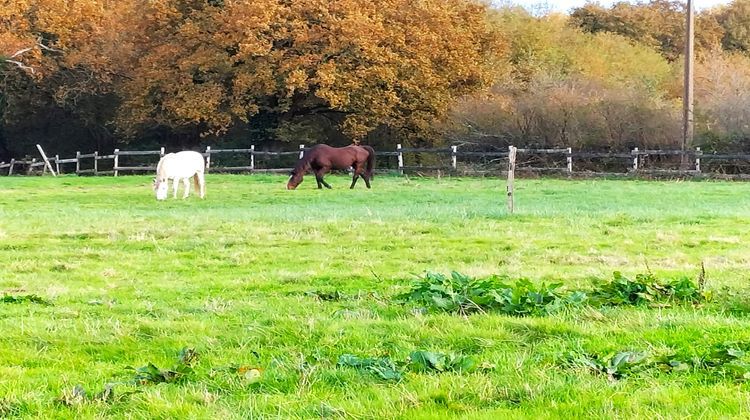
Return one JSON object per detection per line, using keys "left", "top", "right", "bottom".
{"left": 1, "top": 174, "right": 750, "bottom": 419}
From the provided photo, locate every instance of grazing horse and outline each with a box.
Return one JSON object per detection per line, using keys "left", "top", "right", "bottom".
{"left": 287, "top": 144, "right": 375, "bottom": 190}
{"left": 153, "top": 151, "right": 206, "bottom": 200}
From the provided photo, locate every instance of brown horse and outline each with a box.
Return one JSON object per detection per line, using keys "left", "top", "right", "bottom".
{"left": 287, "top": 144, "right": 376, "bottom": 190}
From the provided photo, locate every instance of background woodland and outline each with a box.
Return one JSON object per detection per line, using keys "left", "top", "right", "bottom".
{"left": 3, "top": 0, "right": 750, "bottom": 160}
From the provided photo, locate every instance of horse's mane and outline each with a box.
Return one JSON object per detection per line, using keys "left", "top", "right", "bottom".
{"left": 156, "top": 153, "right": 172, "bottom": 180}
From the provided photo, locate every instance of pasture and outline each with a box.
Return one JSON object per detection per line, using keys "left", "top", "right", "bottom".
{"left": 1, "top": 174, "right": 750, "bottom": 419}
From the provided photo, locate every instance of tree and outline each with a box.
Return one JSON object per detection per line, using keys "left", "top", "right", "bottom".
{"left": 115, "top": 0, "right": 503, "bottom": 145}
{"left": 569, "top": 0, "right": 723, "bottom": 61}
{"left": 710, "top": 0, "right": 750, "bottom": 54}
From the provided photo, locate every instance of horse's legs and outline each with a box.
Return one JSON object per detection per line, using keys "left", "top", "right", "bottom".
{"left": 182, "top": 178, "right": 190, "bottom": 198}
{"left": 350, "top": 163, "right": 366, "bottom": 189}
{"left": 314, "top": 171, "right": 323, "bottom": 189}
{"left": 363, "top": 173, "right": 371, "bottom": 189}
{"left": 195, "top": 172, "right": 205, "bottom": 199}
{"left": 316, "top": 167, "right": 332, "bottom": 189}
{"left": 172, "top": 178, "right": 180, "bottom": 198}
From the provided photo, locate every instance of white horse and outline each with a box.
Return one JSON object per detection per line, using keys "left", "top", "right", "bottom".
{"left": 153, "top": 151, "right": 206, "bottom": 200}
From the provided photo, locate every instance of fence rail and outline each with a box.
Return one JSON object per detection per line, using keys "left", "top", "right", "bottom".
{"left": 4, "top": 144, "right": 750, "bottom": 178}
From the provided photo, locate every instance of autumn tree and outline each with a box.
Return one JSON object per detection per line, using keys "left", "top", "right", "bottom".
{"left": 710, "top": 0, "right": 750, "bottom": 54}
{"left": 448, "top": 7, "right": 680, "bottom": 151}
{"left": 116, "top": 0, "right": 503, "bottom": 146}
{"left": 569, "top": 0, "right": 723, "bottom": 61}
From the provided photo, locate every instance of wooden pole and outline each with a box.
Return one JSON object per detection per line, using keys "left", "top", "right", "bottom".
{"left": 55, "top": 154, "right": 60, "bottom": 175}
{"left": 113, "top": 149, "right": 119, "bottom": 177}
{"left": 250, "top": 145, "right": 255, "bottom": 171}
{"left": 632, "top": 147, "right": 639, "bottom": 172}
{"left": 205, "top": 146, "right": 211, "bottom": 172}
{"left": 299, "top": 144, "right": 305, "bottom": 159}
{"left": 93, "top": 151, "right": 98, "bottom": 175}
{"left": 682, "top": 0, "right": 695, "bottom": 169}
{"left": 566, "top": 147, "right": 573, "bottom": 174}
{"left": 507, "top": 146, "right": 517, "bottom": 214}
{"left": 695, "top": 147, "right": 701, "bottom": 173}
{"left": 8, "top": 158, "right": 15, "bottom": 175}
{"left": 397, "top": 143, "right": 403, "bottom": 176}
{"left": 36, "top": 144, "right": 57, "bottom": 176}
{"left": 27, "top": 158, "right": 36, "bottom": 175}
{"left": 451, "top": 145, "right": 457, "bottom": 170}
{"left": 76, "top": 151, "right": 81, "bottom": 175}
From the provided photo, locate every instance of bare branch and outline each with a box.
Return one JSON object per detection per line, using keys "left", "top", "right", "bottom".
{"left": 36, "top": 38, "right": 61, "bottom": 53}
{"left": 3, "top": 59, "right": 36, "bottom": 74}
{"left": 9, "top": 47, "right": 34, "bottom": 58}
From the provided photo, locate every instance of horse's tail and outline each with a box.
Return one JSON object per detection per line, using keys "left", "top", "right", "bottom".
{"left": 362, "top": 145, "right": 376, "bottom": 178}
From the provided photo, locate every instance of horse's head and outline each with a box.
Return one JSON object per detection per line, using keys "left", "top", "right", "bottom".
{"left": 153, "top": 177, "right": 168, "bottom": 200}
{"left": 287, "top": 169, "right": 303, "bottom": 190}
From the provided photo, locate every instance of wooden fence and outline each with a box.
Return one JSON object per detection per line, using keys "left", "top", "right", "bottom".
{"left": 1, "top": 144, "right": 748, "bottom": 177}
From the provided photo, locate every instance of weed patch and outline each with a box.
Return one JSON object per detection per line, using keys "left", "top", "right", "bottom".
{"left": 590, "top": 272, "right": 708, "bottom": 306}
{"left": 127, "top": 347, "right": 198, "bottom": 385}
{"left": 564, "top": 342, "right": 750, "bottom": 382}
{"left": 396, "top": 272, "right": 580, "bottom": 315}
{"left": 397, "top": 271, "right": 708, "bottom": 315}
{"left": 1, "top": 294, "right": 51, "bottom": 305}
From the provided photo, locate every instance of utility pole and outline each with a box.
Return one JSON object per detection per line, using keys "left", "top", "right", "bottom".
{"left": 682, "top": 0, "right": 695, "bottom": 169}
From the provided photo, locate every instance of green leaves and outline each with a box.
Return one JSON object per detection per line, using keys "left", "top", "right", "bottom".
{"left": 397, "top": 271, "right": 577, "bottom": 316}
{"left": 398, "top": 271, "right": 708, "bottom": 316}
{"left": 407, "top": 351, "right": 476, "bottom": 373}
{"left": 337, "top": 354, "right": 403, "bottom": 382}
{"left": 128, "top": 347, "right": 198, "bottom": 385}
{"left": 567, "top": 342, "right": 750, "bottom": 382}
{"left": 1, "top": 294, "right": 51, "bottom": 305}
{"left": 590, "top": 272, "right": 708, "bottom": 306}
{"left": 338, "top": 350, "right": 481, "bottom": 381}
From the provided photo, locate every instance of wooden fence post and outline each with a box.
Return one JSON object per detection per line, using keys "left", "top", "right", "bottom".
{"left": 397, "top": 143, "right": 403, "bottom": 175}
{"left": 451, "top": 145, "right": 457, "bottom": 170}
{"left": 36, "top": 144, "right": 56, "bottom": 177}
{"left": 55, "top": 155, "right": 61, "bottom": 175}
{"left": 8, "top": 158, "right": 15, "bottom": 175}
{"left": 160, "top": 147, "right": 165, "bottom": 158}
{"left": 695, "top": 147, "right": 701, "bottom": 173}
{"left": 632, "top": 147, "right": 639, "bottom": 172}
{"left": 93, "top": 151, "right": 99, "bottom": 175}
{"left": 205, "top": 146, "right": 211, "bottom": 172}
{"left": 250, "top": 145, "right": 255, "bottom": 171}
{"left": 566, "top": 147, "right": 573, "bottom": 174}
{"left": 507, "top": 146, "right": 517, "bottom": 214}
{"left": 113, "top": 149, "right": 119, "bottom": 177}
{"left": 27, "top": 158, "right": 36, "bottom": 175}
{"left": 299, "top": 144, "right": 305, "bottom": 159}
{"left": 76, "top": 151, "right": 81, "bottom": 175}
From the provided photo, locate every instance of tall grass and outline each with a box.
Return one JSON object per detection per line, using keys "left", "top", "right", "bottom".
{"left": 1, "top": 175, "right": 750, "bottom": 418}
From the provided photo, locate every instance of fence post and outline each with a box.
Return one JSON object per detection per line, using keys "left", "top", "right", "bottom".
{"left": 93, "top": 151, "right": 99, "bottom": 175}
{"left": 27, "top": 158, "right": 36, "bottom": 175}
{"left": 55, "top": 155, "right": 61, "bottom": 175}
{"left": 76, "top": 151, "right": 81, "bottom": 175}
{"left": 566, "top": 147, "right": 573, "bottom": 174}
{"left": 451, "top": 145, "right": 457, "bottom": 170}
{"left": 632, "top": 147, "right": 639, "bottom": 172}
{"left": 250, "top": 145, "right": 255, "bottom": 171}
{"left": 205, "top": 146, "right": 211, "bottom": 172}
{"left": 113, "top": 149, "right": 120, "bottom": 177}
{"left": 299, "top": 144, "right": 305, "bottom": 159}
{"left": 8, "top": 158, "right": 15, "bottom": 175}
{"left": 695, "top": 147, "right": 701, "bottom": 173}
{"left": 160, "top": 147, "right": 165, "bottom": 158}
{"left": 397, "top": 143, "right": 403, "bottom": 175}
{"left": 507, "top": 146, "right": 517, "bottom": 214}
